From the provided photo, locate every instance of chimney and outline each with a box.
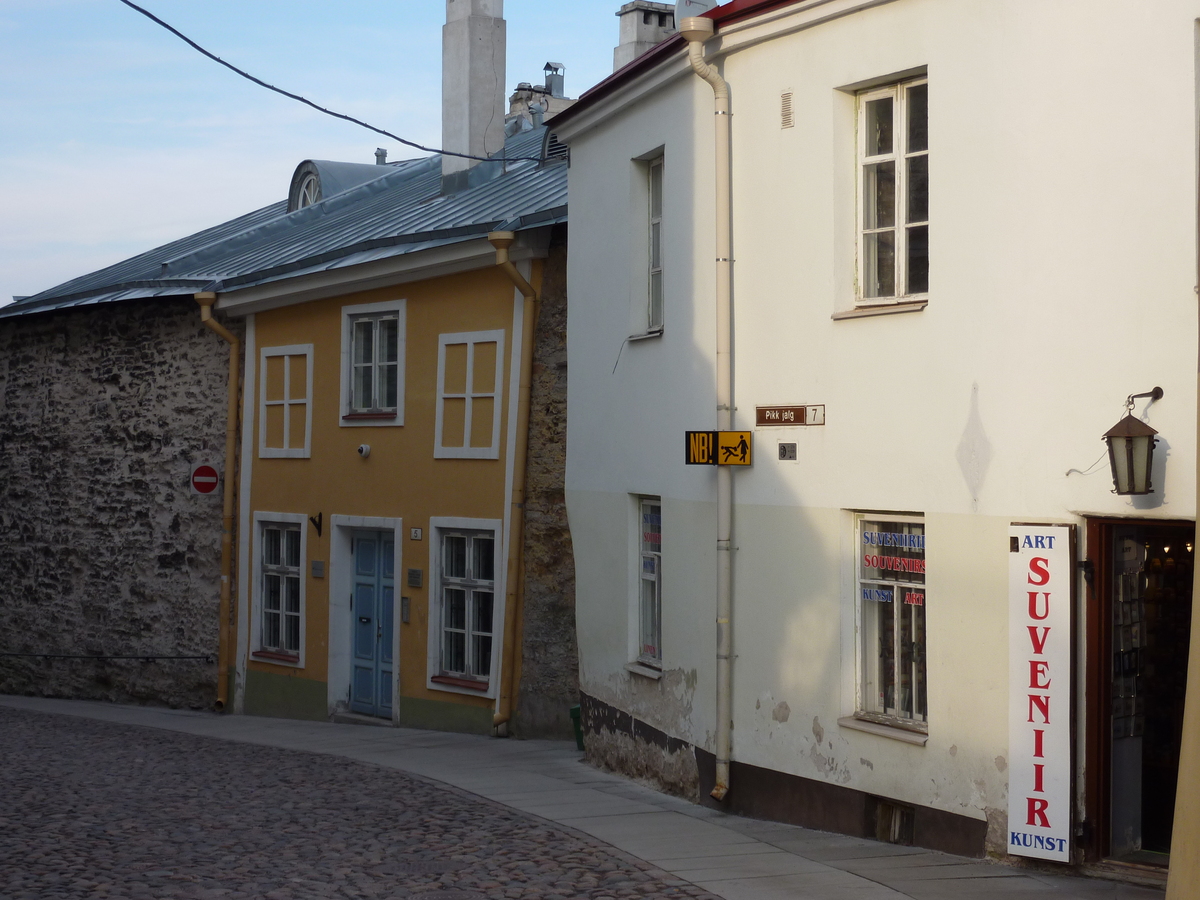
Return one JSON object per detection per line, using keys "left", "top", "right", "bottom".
{"left": 544, "top": 62, "right": 565, "bottom": 99}
{"left": 442, "top": 0, "right": 507, "bottom": 194}
{"left": 613, "top": 1, "right": 677, "bottom": 72}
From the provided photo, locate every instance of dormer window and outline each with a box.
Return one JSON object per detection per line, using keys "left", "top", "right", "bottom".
{"left": 297, "top": 173, "right": 320, "bottom": 209}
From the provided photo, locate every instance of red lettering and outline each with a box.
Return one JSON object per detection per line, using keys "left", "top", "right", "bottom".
{"left": 1027, "top": 798, "right": 1050, "bottom": 828}
{"left": 1027, "top": 694, "right": 1051, "bottom": 724}
{"left": 1027, "top": 557, "right": 1050, "bottom": 586}
{"left": 1027, "top": 626, "right": 1050, "bottom": 654}
{"left": 1033, "top": 764, "right": 1045, "bottom": 793}
{"left": 1029, "top": 660, "right": 1051, "bottom": 690}
{"left": 1033, "top": 729, "right": 1045, "bottom": 758}
{"left": 1027, "top": 591, "right": 1051, "bottom": 620}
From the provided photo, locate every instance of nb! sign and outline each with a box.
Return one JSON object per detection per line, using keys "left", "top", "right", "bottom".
{"left": 685, "top": 431, "right": 752, "bottom": 466}
{"left": 191, "top": 464, "right": 220, "bottom": 495}
{"left": 1008, "top": 525, "right": 1071, "bottom": 862}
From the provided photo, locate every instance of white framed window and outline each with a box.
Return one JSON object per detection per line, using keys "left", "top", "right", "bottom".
{"left": 252, "top": 512, "right": 307, "bottom": 666}
{"left": 427, "top": 520, "right": 501, "bottom": 694}
{"left": 647, "top": 156, "right": 664, "bottom": 331}
{"left": 857, "top": 78, "right": 928, "bottom": 303}
{"left": 259, "top": 345, "right": 313, "bottom": 458}
{"left": 434, "top": 330, "right": 505, "bottom": 459}
{"left": 340, "top": 300, "right": 406, "bottom": 426}
{"left": 638, "top": 497, "right": 662, "bottom": 666}
{"left": 856, "top": 514, "right": 927, "bottom": 730}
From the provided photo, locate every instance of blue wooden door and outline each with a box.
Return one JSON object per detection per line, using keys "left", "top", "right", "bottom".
{"left": 350, "top": 531, "right": 394, "bottom": 717}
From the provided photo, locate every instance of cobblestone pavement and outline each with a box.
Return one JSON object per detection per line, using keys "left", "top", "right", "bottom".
{"left": 0, "top": 707, "right": 720, "bottom": 900}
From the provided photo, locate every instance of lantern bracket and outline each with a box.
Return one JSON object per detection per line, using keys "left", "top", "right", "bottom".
{"left": 1125, "top": 386, "right": 1164, "bottom": 412}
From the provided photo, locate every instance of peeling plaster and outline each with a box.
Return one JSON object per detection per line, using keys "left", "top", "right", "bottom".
{"left": 860, "top": 757, "right": 874, "bottom": 770}
{"left": 994, "top": 755, "right": 1007, "bottom": 772}
{"left": 772, "top": 701, "right": 790, "bottom": 723}
{"left": 812, "top": 716, "right": 824, "bottom": 744}
{"left": 949, "top": 744, "right": 958, "bottom": 757}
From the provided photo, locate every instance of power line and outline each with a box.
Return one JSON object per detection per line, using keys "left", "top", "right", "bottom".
{"left": 115, "top": 0, "right": 543, "bottom": 164}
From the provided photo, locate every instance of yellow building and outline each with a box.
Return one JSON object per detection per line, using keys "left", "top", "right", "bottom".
{"left": 195, "top": 128, "right": 572, "bottom": 733}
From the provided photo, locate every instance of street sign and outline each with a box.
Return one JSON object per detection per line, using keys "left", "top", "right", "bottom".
{"left": 685, "top": 431, "right": 753, "bottom": 466}
{"left": 756, "top": 405, "right": 825, "bottom": 426}
{"left": 191, "top": 464, "right": 220, "bottom": 495}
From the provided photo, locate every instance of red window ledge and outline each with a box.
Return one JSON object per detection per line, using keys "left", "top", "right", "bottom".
{"left": 252, "top": 649, "right": 300, "bottom": 664}
{"left": 431, "top": 675, "right": 489, "bottom": 691}
{"left": 342, "top": 412, "right": 397, "bottom": 421}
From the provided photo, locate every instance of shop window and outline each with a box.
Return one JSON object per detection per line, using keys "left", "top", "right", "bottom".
{"left": 857, "top": 514, "right": 927, "bottom": 729}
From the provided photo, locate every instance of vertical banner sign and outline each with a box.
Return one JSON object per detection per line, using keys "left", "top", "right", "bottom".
{"left": 1008, "top": 524, "right": 1072, "bottom": 862}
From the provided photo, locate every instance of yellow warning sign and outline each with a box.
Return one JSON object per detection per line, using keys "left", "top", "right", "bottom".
{"left": 685, "top": 431, "right": 752, "bottom": 466}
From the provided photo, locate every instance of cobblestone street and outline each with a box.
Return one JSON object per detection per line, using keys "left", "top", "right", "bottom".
{"left": 0, "top": 707, "right": 715, "bottom": 900}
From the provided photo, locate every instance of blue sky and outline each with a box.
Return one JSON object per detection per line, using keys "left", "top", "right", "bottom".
{"left": 0, "top": 0, "right": 625, "bottom": 305}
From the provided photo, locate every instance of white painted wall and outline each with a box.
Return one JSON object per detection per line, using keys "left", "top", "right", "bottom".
{"left": 560, "top": 0, "right": 1200, "bottom": 833}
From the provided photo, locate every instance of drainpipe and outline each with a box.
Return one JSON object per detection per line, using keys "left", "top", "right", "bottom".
{"left": 681, "top": 15, "right": 734, "bottom": 802}
{"left": 488, "top": 231, "right": 540, "bottom": 731}
{"left": 194, "top": 291, "right": 239, "bottom": 713}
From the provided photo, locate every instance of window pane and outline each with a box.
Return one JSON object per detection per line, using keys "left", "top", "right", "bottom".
{"left": 899, "top": 602, "right": 914, "bottom": 717}
{"left": 650, "top": 222, "right": 662, "bottom": 269}
{"left": 264, "top": 610, "right": 280, "bottom": 649}
{"left": 640, "top": 577, "right": 659, "bottom": 659}
{"left": 649, "top": 161, "right": 663, "bottom": 218}
{"left": 285, "top": 577, "right": 300, "bottom": 614}
{"left": 906, "top": 225, "right": 929, "bottom": 295}
{"left": 879, "top": 599, "right": 896, "bottom": 712}
{"left": 641, "top": 502, "right": 661, "bottom": 553}
{"left": 473, "top": 591, "right": 494, "bottom": 635}
{"left": 444, "top": 630, "right": 465, "bottom": 674}
{"left": 444, "top": 536, "right": 467, "bottom": 578}
{"left": 862, "top": 232, "right": 896, "bottom": 298}
{"left": 863, "top": 161, "right": 895, "bottom": 229}
{"left": 264, "top": 529, "right": 281, "bottom": 566}
{"left": 906, "top": 83, "right": 928, "bottom": 153}
{"left": 380, "top": 318, "right": 398, "bottom": 363}
{"left": 472, "top": 537, "right": 495, "bottom": 581}
{"left": 265, "top": 574, "right": 281, "bottom": 610}
{"left": 285, "top": 613, "right": 300, "bottom": 652}
{"left": 865, "top": 96, "right": 894, "bottom": 156}
{"left": 445, "top": 588, "right": 466, "bottom": 630}
{"left": 353, "top": 363, "right": 373, "bottom": 410}
{"left": 914, "top": 602, "right": 928, "bottom": 718}
{"left": 382, "top": 362, "right": 398, "bottom": 409}
{"left": 354, "top": 320, "right": 373, "bottom": 365}
{"left": 649, "top": 272, "right": 663, "bottom": 330}
{"left": 285, "top": 529, "right": 300, "bottom": 568}
{"left": 472, "top": 633, "right": 492, "bottom": 677}
{"left": 906, "top": 155, "right": 928, "bottom": 224}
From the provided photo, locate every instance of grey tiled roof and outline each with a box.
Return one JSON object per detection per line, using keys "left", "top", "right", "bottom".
{"left": 2, "top": 126, "right": 566, "bottom": 320}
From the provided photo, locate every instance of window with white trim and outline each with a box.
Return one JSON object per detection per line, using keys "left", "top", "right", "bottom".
{"left": 856, "top": 514, "right": 927, "bottom": 729}
{"left": 857, "top": 79, "right": 928, "bottom": 303}
{"left": 435, "top": 529, "right": 496, "bottom": 688}
{"left": 259, "top": 521, "right": 302, "bottom": 657}
{"left": 259, "top": 345, "right": 313, "bottom": 458}
{"left": 647, "top": 156, "right": 664, "bottom": 331}
{"left": 638, "top": 497, "right": 662, "bottom": 665}
{"left": 434, "top": 330, "right": 504, "bottom": 459}
{"left": 340, "top": 300, "right": 406, "bottom": 425}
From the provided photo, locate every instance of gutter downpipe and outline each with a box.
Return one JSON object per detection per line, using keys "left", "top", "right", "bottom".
{"left": 488, "top": 231, "right": 540, "bottom": 731}
{"left": 681, "top": 16, "right": 734, "bottom": 802}
{"left": 194, "top": 291, "right": 239, "bottom": 713}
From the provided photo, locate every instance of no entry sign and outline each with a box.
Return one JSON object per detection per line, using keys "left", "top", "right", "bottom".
{"left": 191, "top": 464, "right": 220, "bottom": 495}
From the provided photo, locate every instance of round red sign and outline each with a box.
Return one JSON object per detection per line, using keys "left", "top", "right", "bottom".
{"left": 191, "top": 464, "right": 220, "bottom": 494}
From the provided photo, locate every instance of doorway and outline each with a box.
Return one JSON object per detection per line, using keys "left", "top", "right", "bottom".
{"left": 350, "top": 530, "right": 395, "bottom": 718}
{"left": 1085, "top": 519, "right": 1193, "bottom": 866}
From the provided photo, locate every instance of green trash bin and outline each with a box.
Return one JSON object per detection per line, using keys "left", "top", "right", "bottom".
{"left": 569, "top": 704, "right": 584, "bottom": 751}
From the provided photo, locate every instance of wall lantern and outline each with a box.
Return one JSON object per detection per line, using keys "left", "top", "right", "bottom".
{"left": 1104, "top": 387, "right": 1163, "bottom": 495}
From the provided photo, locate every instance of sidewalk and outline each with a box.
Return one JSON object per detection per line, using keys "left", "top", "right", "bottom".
{"left": 0, "top": 695, "right": 1162, "bottom": 900}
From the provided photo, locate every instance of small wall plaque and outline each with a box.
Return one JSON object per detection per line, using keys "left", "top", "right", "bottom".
{"left": 407, "top": 568, "right": 423, "bottom": 588}
{"left": 311, "top": 560, "right": 325, "bottom": 578}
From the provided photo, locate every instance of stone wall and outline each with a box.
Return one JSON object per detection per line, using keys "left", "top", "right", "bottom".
{"left": 0, "top": 297, "right": 239, "bottom": 709}
{"left": 514, "top": 226, "right": 580, "bottom": 738}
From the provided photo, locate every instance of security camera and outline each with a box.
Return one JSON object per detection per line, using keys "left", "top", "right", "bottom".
{"left": 357, "top": 444, "right": 371, "bottom": 458}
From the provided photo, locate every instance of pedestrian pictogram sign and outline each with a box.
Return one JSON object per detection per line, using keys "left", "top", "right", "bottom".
{"left": 191, "top": 464, "right": 220, "bottom": 495}
{"left": 685, "top": 431, "right": 753, "bottom": 466}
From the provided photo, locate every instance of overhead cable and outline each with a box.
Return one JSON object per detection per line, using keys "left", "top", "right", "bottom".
{"left": 115, "top": 0, "right": 543, "bottom": 163}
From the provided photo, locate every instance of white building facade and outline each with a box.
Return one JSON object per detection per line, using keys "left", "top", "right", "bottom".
{"left": 556, "top": 0, "right": 1200, "bottom": 867}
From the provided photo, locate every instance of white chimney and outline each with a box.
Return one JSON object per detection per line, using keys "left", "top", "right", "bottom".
{"left": 613, "top": 1, "right": 677, "bottom": 72}
{"left": 442, "top": 0, "right": 507, "bottom": 192}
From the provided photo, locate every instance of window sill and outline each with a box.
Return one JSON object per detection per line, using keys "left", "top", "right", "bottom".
{"left": 627, "top": 329, "right": 663, "bottom": 342}
{"left": 431, "top": 675, "right": 489, "bottom": 692}
{"left": 831, "top": 299, "right": 928, "bottom": 321}
{"left": 625, "top": 661, "right": 663, "bottom": 680}
{"left": 251, "top": 649, "right": 301, "bottom": 665}
{"left": 342, "top": 412, "right": 398, "bottom": 421}
{"left": 838, "top": 715, "right": 928, "bottom": 745}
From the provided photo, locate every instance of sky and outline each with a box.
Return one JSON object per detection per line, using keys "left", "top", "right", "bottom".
{"left": 0, "top": 0, "right": 628, "bottom": 306}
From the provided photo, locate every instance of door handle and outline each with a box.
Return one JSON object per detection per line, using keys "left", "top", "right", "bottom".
{"left": 359, "top": 616, "right": 371, "bottom": 624}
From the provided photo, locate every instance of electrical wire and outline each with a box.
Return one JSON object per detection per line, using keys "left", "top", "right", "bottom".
{"left": 115, "top": 0, "right": 543, "bottom": 164}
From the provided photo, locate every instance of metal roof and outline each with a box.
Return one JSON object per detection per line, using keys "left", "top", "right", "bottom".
{"left": 2, "top": 126, "right": 566, "bottom": 320}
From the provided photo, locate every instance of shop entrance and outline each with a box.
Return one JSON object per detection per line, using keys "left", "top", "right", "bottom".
{"left": 1084, "top": 519, "right": 1193, "bottom": 866}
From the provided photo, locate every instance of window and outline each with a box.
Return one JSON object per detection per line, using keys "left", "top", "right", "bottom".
{"left": 434, "top": 330, "right": 504, "bottom": 459}
{"left": 647, "top": 157, "right": 664, "bottom": 331}
{"left": 638, "top": 497, "right": 662, "bottom": 665}
{"left": 340, "top": 300, "right": 406, "bottom": 425}
{"left": 434, "top": 529, "right": 496, "bottom": 688}
{"left": 857, "top": 515, "right": 927, "bottom": 729}
{"left": 252, "top": 513, "right": 306, "bottom": 664}
{"left": 259, "top": 345, "right": 313, "bottom": 458}
{"left": 858, "top": 79, "right": 928, "bottom": 302}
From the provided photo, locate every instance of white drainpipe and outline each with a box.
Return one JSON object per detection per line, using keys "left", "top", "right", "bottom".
{"left": 681, "top": 15, "right": 734, "bottom": 802}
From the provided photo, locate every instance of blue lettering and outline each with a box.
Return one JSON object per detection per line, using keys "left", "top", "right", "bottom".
{"left": 1034, "top": 536, "right": 1046, "bottom": 549}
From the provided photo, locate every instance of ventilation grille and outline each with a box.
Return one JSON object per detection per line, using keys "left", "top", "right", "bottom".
{"left": 781, "top": 91, "right": 794, "bottom": 129}
{"left": 543, "top": 131, "right": 569, "bottom": 163}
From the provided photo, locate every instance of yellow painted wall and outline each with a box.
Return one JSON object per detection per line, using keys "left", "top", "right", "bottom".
{"left": 244, "top": 261, "right": 541, "bottom": 712}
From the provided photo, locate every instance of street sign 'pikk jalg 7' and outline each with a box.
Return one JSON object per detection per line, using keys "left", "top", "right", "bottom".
{"left": 686, "top": 431, "right": 753, "bottom": 466}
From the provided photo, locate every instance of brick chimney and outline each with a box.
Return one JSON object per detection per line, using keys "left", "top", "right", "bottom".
{"left": 442, "top": 0, "right": 507, "bottom": 193}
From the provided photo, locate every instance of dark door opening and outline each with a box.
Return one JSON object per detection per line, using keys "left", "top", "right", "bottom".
{"left": 1085, "top": 519, "right": 1193, "bottom": 866}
